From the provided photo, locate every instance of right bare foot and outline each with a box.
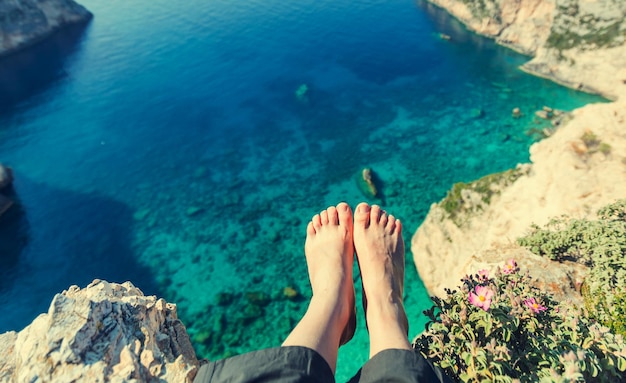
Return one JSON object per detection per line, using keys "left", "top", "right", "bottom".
{"left": 353, "top": 202, "right": 411, "bottom": 357}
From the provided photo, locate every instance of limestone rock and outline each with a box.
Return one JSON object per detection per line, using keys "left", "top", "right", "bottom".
{"left": 412, "top": 100, "right": 626, "bottom": 301}
{"left": 0, "top": 280, "right": 199, "bottom": 382}
{"left": 0, "top": 0, "right": 92, "bottom": 57}
{"left": 0, "top": 332, "right": 17, "bottom": 381}
{"left": 426, "top": 0, "right": 554, "bottom": 54}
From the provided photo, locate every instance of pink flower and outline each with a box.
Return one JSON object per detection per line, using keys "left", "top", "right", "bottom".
{"left": 502, "top": 259, "right": 518, "bottom": 274}
{"left": 469, "top": 285, "right": 495, "bottom": 311}
{"left": 524, "top": 298, "right": 547, "bottom": 313}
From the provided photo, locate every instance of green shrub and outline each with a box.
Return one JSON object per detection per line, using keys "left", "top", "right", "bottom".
{"left": 599, "top": 142, "right": 612, "bottom": 155}
{"left": 440, "top": 168, "right": 526, "bottom": 226}
{"left": 414, "top": 262, "right": 626, "bottom": 382}
{"left": 580, "top": 130, "right": 600, "bottom": 149}
{"left": 518, "top": 200, "right": 626, "bottom": 336}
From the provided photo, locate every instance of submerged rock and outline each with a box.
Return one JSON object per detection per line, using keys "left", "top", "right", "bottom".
{"left": 0, "top": 280, "right": 199, "bottom": 382}
{"left": 0, "top": 0, "right": 92, "bottom": 57}
{"left": 282, "top": 286, "right": 299, "bottom": 300}
{"left": 295, "top": 83, "right": 308, "bottom": 102}
{"left": 359, "top": 167, "right": 378, "bottom": 198}
{"left": 186, "top": 206, "right": 204, "bottom": 216}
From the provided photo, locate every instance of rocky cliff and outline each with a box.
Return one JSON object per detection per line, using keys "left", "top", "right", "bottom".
{"left": 413, "top": 99, "right": 626, "bottom": 298}
{"left": 0, "top": 280, "right": 199, "bottom": 382}
{"left": 413, "top": 0, "right": 626, "bottom": 299}
{"left": 0, "top": 0, "right": 92, "bottom": 57}
{"left": 425, "top": 0, "right": 626, "bottom": 99}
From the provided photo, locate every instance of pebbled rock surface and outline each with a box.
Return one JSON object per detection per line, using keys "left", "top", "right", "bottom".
{"left": 0, "top": 0, "right": 92, "bottom": 56}
{"left": 0, "top": 280, "right": 199, "bottom": 382}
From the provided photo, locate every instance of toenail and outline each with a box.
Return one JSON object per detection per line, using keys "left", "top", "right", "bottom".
{"left": 359, "top": 204, "right": 370, "bottom": 213}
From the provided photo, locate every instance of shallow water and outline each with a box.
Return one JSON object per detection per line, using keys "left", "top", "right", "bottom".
{"left": 0, "top": 0, "right": 606, "bottom": 379}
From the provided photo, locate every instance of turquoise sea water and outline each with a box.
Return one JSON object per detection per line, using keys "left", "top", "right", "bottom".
{"left": 0, "top": 0, "right": 605, "bottom": 379}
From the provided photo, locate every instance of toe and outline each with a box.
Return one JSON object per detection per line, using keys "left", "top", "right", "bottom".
{"left": 354, "top": 202, "right": 371, "bottom": 227}
{"left": 307, "top": 221, "right": 316, "bottom": 236}
{"left": 312, "top": 214, "right": 322, "bottom": 229}
{"left": 394, "top": 219, "right": 402, "bottom": 235}
{"left": 379, "top": 210, "right": 388, "bottom": 227}
{"left": 337, "top": 202, "right": 352, "bottom": 228}
{"left": 327, "top": 206, "right": 339, "bottom": 225}
{"left": 320, "top": 210, "right": 329, "bottom": 225}
{"left": 386, "top": 215, "right": 396, "bottom": 231}
{"left": 370, "top": 205, "right": 382, "bottom": 224}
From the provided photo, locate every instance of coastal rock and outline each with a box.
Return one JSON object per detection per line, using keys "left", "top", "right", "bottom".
{"left": 0, "top": 280, "right": 199, "bottom": 382}
{"left": 426, "top": 0, "right": 554, "bottom": 55}
{"left": 425, "top": 0, "right": 626, "bottom": 99}
{"left": 0, "top": 0, "right": 92, "bottom": 57}
{"left": 412, "top": 100, "right": 626, "bottom": 300}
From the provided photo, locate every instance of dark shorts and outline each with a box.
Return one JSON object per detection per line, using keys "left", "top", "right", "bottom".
{"left": 194, "top": 346, "right": 453, "bottom": 383}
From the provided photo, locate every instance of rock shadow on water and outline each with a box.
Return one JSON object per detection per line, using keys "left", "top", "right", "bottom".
{"left": 0, "top": 176, "right": 162, "bottom": 333}
{"left": 0, "top": 21, "right": 91, "bottom": 113}
{"left": 0, "top": 189, "right": 28, "bottom": 292}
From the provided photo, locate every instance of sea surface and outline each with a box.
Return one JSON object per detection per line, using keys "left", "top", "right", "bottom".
{"left": 0, "top": 0, "right": 606, "bottom": 379}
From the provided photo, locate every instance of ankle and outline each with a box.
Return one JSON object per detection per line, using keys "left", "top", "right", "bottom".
{"left": 366, "top": 299, "right": 408, "bottom": 333}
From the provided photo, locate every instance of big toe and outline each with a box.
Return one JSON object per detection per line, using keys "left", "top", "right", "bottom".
{"left": 354, "top": 202, "right": 371, "bottom": 228}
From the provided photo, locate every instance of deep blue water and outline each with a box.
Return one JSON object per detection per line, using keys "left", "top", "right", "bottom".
{"left": 0, "top": 0, "right": 605, "bottom": 379}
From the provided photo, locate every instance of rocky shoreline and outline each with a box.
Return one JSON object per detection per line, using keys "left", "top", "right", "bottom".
{"left": 0, "top": 0, "right": 92, "bottom": 57}
{"left": 412, "top": 0, "right": 626, "bottom": 298}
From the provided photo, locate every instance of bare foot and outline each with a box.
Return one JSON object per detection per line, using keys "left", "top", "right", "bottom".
{"left": 353, "top": 202, "right": 411, "bottom": 357}
{"left": 304, "top": 202, "right": 356, "bottom": 345}
{"left": 282, "top": 203, "right": 356, "bottom": 373}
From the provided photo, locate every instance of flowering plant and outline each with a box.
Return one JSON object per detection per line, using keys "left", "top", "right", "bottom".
{"left": 413, "top": 262, "right": 626, "bottom": 382}
{"left": 518, "top": 199, "right": 626, "bottom": 337}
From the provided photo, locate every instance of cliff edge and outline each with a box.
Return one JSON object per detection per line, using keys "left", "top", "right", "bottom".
{"left": 0, "top": 0, "right": 92, "bottom": 57}
{"left": 0, "top": 280, "right": 199, "bottom": 382}
{"left": 412, "top": 100, "right": 626, "bottom": 298}
{"left": 413, "top": 0, "right": 626, "bottom": 299}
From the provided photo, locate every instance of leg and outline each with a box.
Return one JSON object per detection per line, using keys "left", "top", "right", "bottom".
{"left": 282, "top": 202, "right": 356, "bottom": 374}
{"left": 353, "top": 203, "right": 410, "bottom": 358}
{"left": 351, "top": 203, "right": 454, "bottom": 383}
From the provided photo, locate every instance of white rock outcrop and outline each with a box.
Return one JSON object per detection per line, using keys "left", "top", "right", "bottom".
{"left": 0, "top": 280, "right": 199, "bottom": 383}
